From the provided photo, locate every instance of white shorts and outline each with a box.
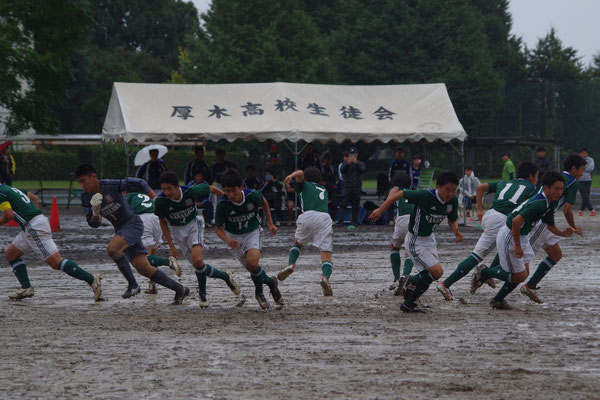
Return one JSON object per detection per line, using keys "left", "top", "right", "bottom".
{"left": 528, "top": 221, "right": 562, "bottom": 256}
{"left": 497, "top": 225, "right": 534, "bottom": 274}
{"left": 391, "top": 214, "right": 410, "bottom": 248}
{"left": 171, "top": 216, "right": 205, "bottom": 265}
{"left": 404, "top": 232, "right": 438, "bottom": 272}
{"left": 473, "top": 209, "right": 507, "bottom": 258}
{"left": 228, "top": 228, "right": 262, "bottom": 267}
{"left": 295, "top": 210, "right": 333, "bottom": 252}
{"left": 12, "top": 214, "right": 58, "bottom": 260}
{"left": 139, "top": 213, "right": 163, "bottom": 249}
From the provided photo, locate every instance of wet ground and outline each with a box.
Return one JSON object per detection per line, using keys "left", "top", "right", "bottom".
{"left": 1, "top": 207, "right": 599, "bottom": 399}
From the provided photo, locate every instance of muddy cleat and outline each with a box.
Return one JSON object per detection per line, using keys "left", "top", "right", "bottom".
{"left": 122, "top": 285, "right": 141, "bottom": 299}
{"left": 144, "top": 281, "right": 158, "bottom": 294}
{"left": 520, "top": 284, "right": 543, "bottom": 304}
{"left": 199, "top": 294, "right": 209, "bottom": 308}
{"left": 255, "top": 294, "right": 270, "bottom": 310}
{"left": 268, "top": 277, "right": 283, "bottom": 305}
{"left": 172, "top": 286, "right": 190, "bottom": 305}
{"left": 320, "top": 276, "right": 333, "bottom": 296}
{"left": 436, "top": 281, "right": 453, "bottom": 301}
{"left": 277, "top": 265, "right": 295, "bottom": 281}
{"left": 169, "top": 256, "right": 182, "bottom": 277}
{"left": 470, "top": 265, "right": 486, "bottom": 295}
{"left": 490, "top": 299, "right": 512, "bottom": 310}
{"left": 400, "top": 302, "right": 426, "bottom": 313}
{"left": 389, "top": 281, "right": 399, "bottom": 291}
{"left": 394, "top": 276, "right": 407, "bottom": 296}
{"left": 225, "top": 270, "right": 241, "bottom": 296}
{"left": 485, "top": 278, "right": 497, "bottom": 289}
{"left": 90, "top": 273, "right": 103, "bottom": 301}
{"left": 8, "top": 286, "right": 34, "bottom": 300}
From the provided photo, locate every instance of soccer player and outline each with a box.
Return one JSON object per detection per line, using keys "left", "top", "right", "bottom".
{"left": 369, "top": 170, "right": 463, "bottom": 313}
{"left": 155, "top": 171, "right": 240, "bottom": 308}
{"left": 214, "top": 168, "right": 282, "bottom": 309}
{"left": 74, "top": 164, "right": 190, "bottom": 304}
{"left": 520, "top": 154, "right": 586, "bottom": 303}
{"left": 436, "top": 162, "right": 539, "bottom": 300}
{"left": 471, "top": 171, "right": 574, "bottom": 309}
{"left": 277, "top": 167, "right": 334, "bottom": 296}
{"left": 0, "top": 184, "right": 102, "bottom": 301}
{"left": 125, "top": 191, "right": 182, "bottom": 294}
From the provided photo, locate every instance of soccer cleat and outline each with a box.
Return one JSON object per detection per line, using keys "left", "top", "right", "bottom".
{"left": 90, "top": 273, "right": 103, "bottom": 301}
{"left": 225, "top": 270, "right": 241, "bottom": 296}
{"left": 144, "top": 281, "right": 158, "bottom": 294}
{"left": 470, "top": 265, "right": 486, "bottom": 295}
{"left": 199, "top": 294, "right": 209, "bottom": 308}
{"left": 122, "top": 285, "right": 141, "bottom": 299}
{"left": 393, "top": 276, "right": 408, "bottom": 296}
{"left": 268, "top": 277, "right": 283, "bottom": 305}
{"left": 389, "top": 281, "right": 399, "bottom": 291}
{"left": 172, "top": 286, "right": 190, "bottom": 305}
{"left": 277, "top": 265, "right": 295, "bottom": 281}
{"left": 400, "top": 302, "right": 426, "bottom": 313}
{"left": 489, "top": 299, "right": 512, "bottom": 310}
{"left": 520, "top": 284, "right": 543, "bottom": 304}
{"left": 578, "top": 210, "right": 583, "bottom": 216}
{"left": 169, "top": 256, "right": 182, "bottom": 277}
{"left": 320, "top": 276, "right": 333, "bottom": 296}
{"left": 485, "top": 278, "right": 497, "bottom": 289}
{"left": 255, "top": 294, "right": 270, "bottom": 310}
{"left": 8, "top": 286, "right": 34, "bottom": 300}
{"left": 436, "top": 281, "right": 453, "bottom": 301}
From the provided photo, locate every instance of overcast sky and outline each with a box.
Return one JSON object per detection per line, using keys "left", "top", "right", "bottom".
{"left": 190, "top": 0, "right": 599, "bottom": 66}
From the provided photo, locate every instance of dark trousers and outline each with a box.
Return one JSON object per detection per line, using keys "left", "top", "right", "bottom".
{"left": 263, "top": 193, "right": 282, "bottom": 223}
{"left": 578, "top": 180, "right": 594, "bottom": 211}
{"left": 337, "top": 187, "right": 361, "bottom": 224}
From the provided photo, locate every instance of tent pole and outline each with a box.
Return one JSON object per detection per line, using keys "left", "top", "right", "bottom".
{"left": 125, "top": 142, "right": 130, "bottom": 176}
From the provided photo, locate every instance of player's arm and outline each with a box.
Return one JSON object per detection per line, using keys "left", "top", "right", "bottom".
{"left": 546, "top": 223, "right": 575, "bottom": 238}
{"left": 209, "top": 185, "right": 224, "bottom": 197}
{"left": 0, "top": 201, "right": 15, "bottom": 226}
{"left": 562, "top": 202, "right": 582, "bottom": 236}
{"left": 285, "top": 170, "right": 304, "bottom": 185}
{"left": 147, "top": 190, "right": 156, "bottom": 199}
{"left": 369, "top": 188, "right": 403, "bottom": 220}
{"left": 215, "top": 225, "right": 239, "bottom": 249}
{"left": 262, "top": 197, "right": 278, "bottom": 235}
{"left": 448, "top": 219, "right": 463, "bottom": 242}
{"left": 158, "top": 217, "right": 178, "bottom": 258}
{"left": 475, "top": 182, "right": 490, "bottom": 221}
{"left": 26, "top": 191, "right": 39, "bottom": 209}
{"left": 511, "top": 215, "right": 524, "bottom": 258}
{"left": 120, "top": 177, "right": 152, "bottom": 196}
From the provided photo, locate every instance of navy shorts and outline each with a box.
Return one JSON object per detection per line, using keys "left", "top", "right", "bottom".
{"left": 116, "top": 216, "right": 148, "bottom": 261}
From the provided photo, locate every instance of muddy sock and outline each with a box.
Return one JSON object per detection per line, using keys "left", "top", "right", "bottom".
{"left": 115, "top": 254, "right": 138, "bottom": 289}
{"left": 288, "top": 244, "right": 301, "bottom": 265}
{"left": 10, "top": 259, "right": 31, "bottom": 288}
{"left": 250, "top": 268, "right": 264, "bottom": 296}
{"left": 527, "top": 257, "right": 556, "bottom": 290}
{"left": 151, "top": 269, "right": 183, "bottom": 292}
{"left": 481, "top": 265, "right": 510, "bottom": 282}
{"left": 59, "top": 259, "right": 94, "bottom": 285}
{"left": 489, "top": 253, "right": 500, "bottom": 268}
{"left": 259, "top": 267, "right": 275, "bottom": 289}
{"left": 402, "top": 258, "right": 414, "bottom": 276}
{"left": 206, "top": 264, "right": 230, "bottom": 282}
{"left": 444, "top": 253, "right": 481, "bottom": 288}
{"left": 322, "top": 261, "right": 333, "bottom": 279}
{"left": 195, "top": 265, "right": 208, "bottom": 296}
{"left": 390, "top": 250, "right": 400, "bottom": 281}
{"left": 493, "top": 282, "right": 518, "bottom": 302}
{"left": 409, "top": 269, "right": 434, "bottom": 288}
{"left": 147, "top": 255, "right": 170, "bottom": 267}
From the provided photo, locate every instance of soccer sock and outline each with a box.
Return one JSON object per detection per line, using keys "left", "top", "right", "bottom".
{"left": 250, "top": 268, "right": 264, "bottom": 296}
{"left": 115, "top": 254, "right": 138, "bottom": 289}
{"left": 59, "top": 259, "right": 94, "bottom": 285}
{"left": 195, "top": 265, "right": 207, "bottom": 296}
{"left": 322, "top": 261, "right": 333, "bottom": 279}
{"left": 489, "top": 253, "right": 500, "bottom": 268}
{"left": 10, "top": 258, "right": 31, "bottom": 289}
{"left": 288, "top": 244, "right": 301, "bottom": 265}
{"left": 527, "top": 257, "right": 557, "bottom": 290}
{"left": 409, "top": 269, "right": 434, "bottom": 288}
{"left": 493, "top": 282, "right": 519, "bottom": 302}
{"left": 151, "top": 269, "right": 183, "bottom": 292}
{"left": 481, "top": 265, "right": 510, "bottom": 282}
{"left": 206, "top": 264, "right": 230, "bottom": 282}
{"left": 402, "top": 258, "right": 414, "bottom": 276}
{"left": 147, "top": 255, "right": 170, "bottom": 267}
{"left": 444, "top": 253, "right": 481, "bottom": 288}
{"left": 390, "top": 250, "right": 401, "bottom": 281}
{"left": 259, "top": 266, "right": 275, "bottom": 289}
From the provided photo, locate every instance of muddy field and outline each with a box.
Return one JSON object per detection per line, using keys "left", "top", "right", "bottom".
{"left": 1, "top": 206, "right": 599, "bottom": 399}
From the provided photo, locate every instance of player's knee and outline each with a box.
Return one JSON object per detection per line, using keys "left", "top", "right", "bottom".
{"left": 512, "top": 271, "right": 528, "bottom": 283}
{"left": 106, "top": 247, "right": 121, "bottom": 260}
{"left": 429, "top": 265, "right": 443, "bottom": 280}
{"left": 193, "top": 260, "right": 204, "bottom": 270}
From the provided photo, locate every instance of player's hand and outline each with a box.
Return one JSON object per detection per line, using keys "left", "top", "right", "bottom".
{"left": 269, "top": 223, "right": 278, "bottom": 235}
{"left": 514, "top": 245, "right": 524, "bottom": 258}
{"left": 284, "top": 175, "right": 292, "bottom": 185}
{"left": 369, "top": 208, "right": 383, "bottom": 221}
{"left": 91, "top": 193, "right": 103, "bottom": 216}
{"left": 573, "top": 226, "right": 583, "bottom": 237}
{"left": 228, "top": 239, "right": 240, "bottom": 249}
{"left": 169, "top": 247, "right": 178, "bottom": 258}
{"left": 455, "top": 232, "right": 464, "bottom": 242}
{"left": 477, "top": 209, "right": 484, "bottom": 221}
{"left": 562, "top": 227, "right": 575, "bottom": 238}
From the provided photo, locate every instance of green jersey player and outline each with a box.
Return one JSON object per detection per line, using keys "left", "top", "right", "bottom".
{"left": 370, "top": 170, "right": 463, "bottom": 313}
{"left": 214, "top": 169, "right": 282, "bottom": 310}
{"left": 155, "top": 172, "right": 240, "bottom": 308}
{"left": 277, "top": 167, "right": 334, "bottom": 296}
{"left": 0, "top": 185, "right": 102, "bottom": 301}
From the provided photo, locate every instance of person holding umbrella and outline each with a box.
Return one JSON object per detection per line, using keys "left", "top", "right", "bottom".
{"left": 0, "top": 141, "right": 15, "bottom": 185}
{"left": 135, "top": 145, "right": 168, "bottom": 191}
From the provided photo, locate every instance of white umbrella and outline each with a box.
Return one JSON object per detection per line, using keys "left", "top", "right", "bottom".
{"left": 134, "top": 144, "right": 168, "bottom": 166}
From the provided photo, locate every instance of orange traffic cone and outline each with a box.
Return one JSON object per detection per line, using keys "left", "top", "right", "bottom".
{"left": 50, "top": 196, "right": 61, "bottom": 232}
{"left": 6, "top": 218, "right": 18, "bottom": 227}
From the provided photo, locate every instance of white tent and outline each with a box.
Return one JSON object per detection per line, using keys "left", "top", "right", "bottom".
{"left": 102, "top": 82, "right": 466, "bottom": 144}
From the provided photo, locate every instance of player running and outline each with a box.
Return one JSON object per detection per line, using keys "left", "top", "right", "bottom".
{"left": 214, "top": 168, "right": 282, "bottom": 309}
{"left": 0, "top": 184, "right": 102, "bottom": 301}
{"left": 74, "top": 164, "right": 190, "bottom": 304}
{"left": 471, "top": 170, "right": 575, "bottom": 309}
{"left": 277, "top": 167, "right": 334, "bottom": 296}
{"left": 436, "top": 162, "right": 539, "bottom": 300}
{"left": 369, "top": 170, "right": 463, "bottom": 313}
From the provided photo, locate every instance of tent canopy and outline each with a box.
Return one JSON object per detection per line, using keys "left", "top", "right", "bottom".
{"left": 102, "top": 82, "right": 466, "bottom": 144}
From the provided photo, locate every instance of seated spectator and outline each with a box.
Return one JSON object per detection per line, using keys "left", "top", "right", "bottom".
{"left": 184, "top": 145, "right": 211, "bottom": 185}
{"left": 261, "top": 169, "right": 284, "bottom": 226}
{"left": 191, "top": 171, "right": 214, "bottom": 226}
{"left": 244, "top": 164, "right": 263, "bottom": 190}
{"left": 211, "top": 149, "right": 237, "bottom": 187}
{"left": 458, "top": 166, "right": 480, "bottom": 218}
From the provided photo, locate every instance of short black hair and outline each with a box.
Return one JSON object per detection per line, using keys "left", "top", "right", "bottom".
{"left": 516, "top": 161, "right": 539, "bottom": 180}
{"left": 221, "top": 168, "right": 243, "bottom": 188}
{"left": 502, "top": 152, "right": 509, "bottom": 157}
{"left": 159, "top": 171, "right": 179, "bottom": 186}
{"left": 465, "top": 165, "right": 473, "bottom": 171}
{"left": 391, "top": 171, "right": 411, "bottom": 189}
{"left": 436, "top": 170, "right": 459, "bottom": 186}
{"left": 303, "top": 167, "right": 322, "bottom": 184}
{"left": 563, "top": 153, "right": 586, "bottom": 172}
{"left": 194, "top": 145, "right": 204, "bottom": 153}
{"left": 395, "top": 147, "right": 404, "bottom": 153}
{"left": 321, "top": 151, "right": 332, "bottom": 161}
{"left": 149, "top": 149, "right": 159, "bottom": 154}
{"left": 580, "top": 148, "right": 589, "bottom": 153}
{"left": 74, "top": 164, "right": 96, "bottom": 178}
{"left": 541, "top": 170, "right": 564, "bottom": 188}
{"left": 412, "top": 154, "right": 422, "bottom": 160}
{"left": 536, "top": 146, "right": 546, "bottom": 152}
{"left": 216, "top": 148, "right": 226, "bottom": 156}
